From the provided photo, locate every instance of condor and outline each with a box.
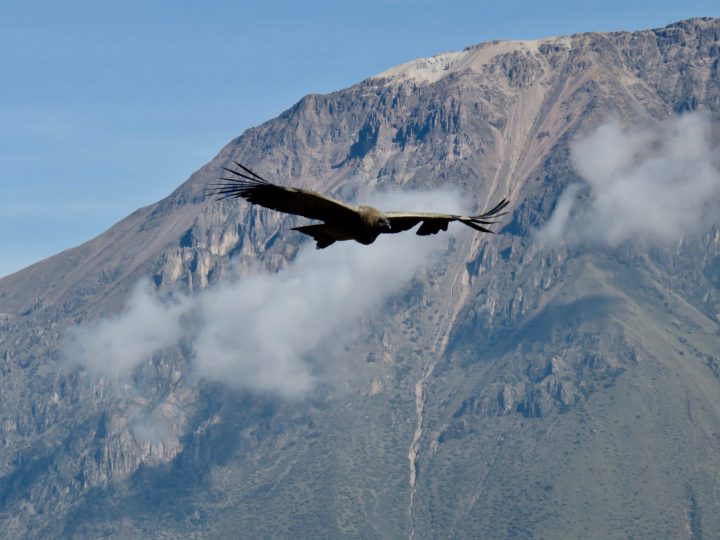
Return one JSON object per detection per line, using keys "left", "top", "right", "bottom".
{"left": 209, "top": 162, "right": 510, "bottom": 249}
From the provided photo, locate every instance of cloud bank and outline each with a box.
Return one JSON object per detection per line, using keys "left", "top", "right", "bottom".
{"left": 65, "top": 189, "right": 466, "bottom": 398}
{"left": 535, "top": 112, "right": 720, "bottom": 247}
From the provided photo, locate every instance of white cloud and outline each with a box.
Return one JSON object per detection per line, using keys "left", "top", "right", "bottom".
{"left": 535, "top": 112, "right": 720, "bottom": 247}
{"left": 131, "top": 414, "right": 174, "bottom": 444}
{"left": 63, "top": 280, "right": 190, "bottom": 377}
{"left": 64, "top": 189, "right": 467, "bottom": 398}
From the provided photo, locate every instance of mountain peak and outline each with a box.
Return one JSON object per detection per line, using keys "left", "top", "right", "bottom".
{"left": 373, "top": 39, "right": 547, "bottom": 84}
{"left": 372, "top": 17, "right": 719, "bottom": 85}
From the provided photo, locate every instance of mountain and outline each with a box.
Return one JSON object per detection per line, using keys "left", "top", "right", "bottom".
{"left": 2, "top": 17, "right": 720, "bottom": 539}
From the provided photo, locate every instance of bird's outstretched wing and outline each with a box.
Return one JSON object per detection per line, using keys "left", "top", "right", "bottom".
{"left": 207, "top": 161, "right": 360, "bottom": 223}
{"left": 384, "top": 198, "right": 510, "bottom": 236}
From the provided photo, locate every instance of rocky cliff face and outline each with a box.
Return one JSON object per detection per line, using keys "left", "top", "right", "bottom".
{"left": 1, "top": 18, "right": 720, "bottom": 539}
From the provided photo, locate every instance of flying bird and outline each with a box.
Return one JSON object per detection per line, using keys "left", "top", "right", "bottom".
{"left": 208, "top": 162, "right": 510, "bottom": 249}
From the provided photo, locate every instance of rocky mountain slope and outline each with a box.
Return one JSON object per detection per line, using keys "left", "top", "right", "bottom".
{"left": 1, "top": 17, "right": 720, "bottom": 539}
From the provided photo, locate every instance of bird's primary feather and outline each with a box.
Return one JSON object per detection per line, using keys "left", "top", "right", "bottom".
{"left": 384, "top": 197, "right": 510, "bottom": 236}
{"left": 207, "top": 161, "right": 359, "bottom": 223}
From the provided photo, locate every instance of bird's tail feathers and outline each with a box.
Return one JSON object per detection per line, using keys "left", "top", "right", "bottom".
{"left": 292, "top": 225, "right": 337, "bottom": 249}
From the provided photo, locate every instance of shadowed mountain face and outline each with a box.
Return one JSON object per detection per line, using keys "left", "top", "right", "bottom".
{"left": 1, "top": 18, "right": 720, "bottom": 539}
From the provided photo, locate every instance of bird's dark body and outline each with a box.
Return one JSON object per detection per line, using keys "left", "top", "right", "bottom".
{"left": 293, "top": 206, "right": 388, "bottom": 247}
{"left": 207, "top": 162, "right": 509, "bottom": 249}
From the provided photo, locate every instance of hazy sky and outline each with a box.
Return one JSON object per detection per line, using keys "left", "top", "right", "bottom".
{"left": 1, "top": 1, "right": 717, "bottom": 278}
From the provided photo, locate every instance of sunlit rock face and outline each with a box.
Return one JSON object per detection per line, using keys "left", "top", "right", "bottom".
{"left": 1, "top": 18, "right": 720, "bottom": 539}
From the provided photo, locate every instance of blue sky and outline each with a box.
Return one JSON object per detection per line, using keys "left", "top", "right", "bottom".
{"left": 1, "top": 1, "right": 717, "bottom": 278}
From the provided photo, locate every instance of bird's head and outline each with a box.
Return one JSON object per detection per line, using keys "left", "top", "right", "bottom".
{"left": 361, "top": 207, "right": 393, "bottom": 233}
